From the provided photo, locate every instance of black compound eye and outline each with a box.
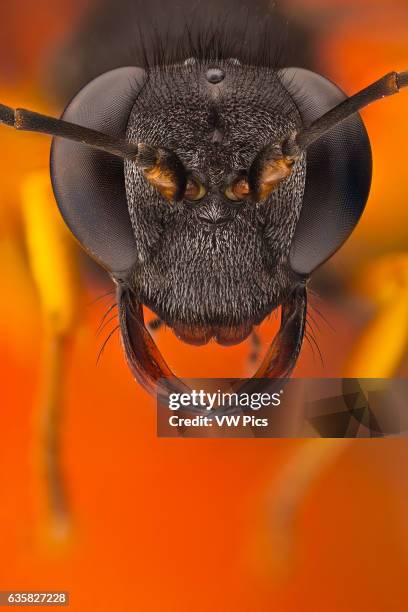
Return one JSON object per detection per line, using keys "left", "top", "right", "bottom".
{"left": 279, "top": 68, "right": 372, "bottom": 276}
{"left": 51, "top": 66, "right": 147, "bottom": 279}
{"left": 184, "top": 176, "right": 206, "bottom": 201}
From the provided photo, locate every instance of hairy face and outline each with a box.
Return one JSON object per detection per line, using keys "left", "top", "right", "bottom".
{"left": 124, "top": 60, "right": 306, "bottom": 345}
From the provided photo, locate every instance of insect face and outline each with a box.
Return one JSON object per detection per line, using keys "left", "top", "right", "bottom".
{"left": 125, "top": 61, "right": 306, "bottom": 345}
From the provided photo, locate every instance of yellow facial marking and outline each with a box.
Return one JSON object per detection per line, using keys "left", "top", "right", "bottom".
{"left": 143, "top": 165, "right": 179, "bottom": 200}
{"left": 257, "top": 156, "right": 295, "bottom": 201}
{"left": 225, "top": 177, "right": 250, "bottom": 201}
{"left": 184, "top": 177, "right": 206, "bottom": 201}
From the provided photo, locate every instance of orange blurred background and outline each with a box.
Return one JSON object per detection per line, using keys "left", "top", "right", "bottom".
{"left": 1, "top": 0, "right": 408, "bottom": 610}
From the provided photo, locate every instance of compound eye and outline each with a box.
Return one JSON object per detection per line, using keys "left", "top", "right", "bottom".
{"left": 51, "top": 66, "right": 147, "bottom": 279}
{"left": 279, "top": 68, "right": 372, "bottom": 275}
{"left": 224, "top": 177, "right": 250, "bottom": 201}
{"left": 185, "top": 176, "right": 206, "bottom": 201}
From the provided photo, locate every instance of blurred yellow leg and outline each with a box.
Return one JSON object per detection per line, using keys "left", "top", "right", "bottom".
{"left": 262, "top": 254, "right": 408, "bottom": 580}
{"left": 21, "top": 170, "right": 79, "bottom": 545}
{"left": 344, "top": 253, "right": 408, "bottom": 377}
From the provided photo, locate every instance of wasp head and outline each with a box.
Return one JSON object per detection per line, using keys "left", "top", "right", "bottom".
{"left": 125, "top": 60, "right": 306, "bottom": 346}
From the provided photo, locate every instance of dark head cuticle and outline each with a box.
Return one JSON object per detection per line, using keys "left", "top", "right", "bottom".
{"left": 125, "top": 60, "right": 306, "bottom": 331}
